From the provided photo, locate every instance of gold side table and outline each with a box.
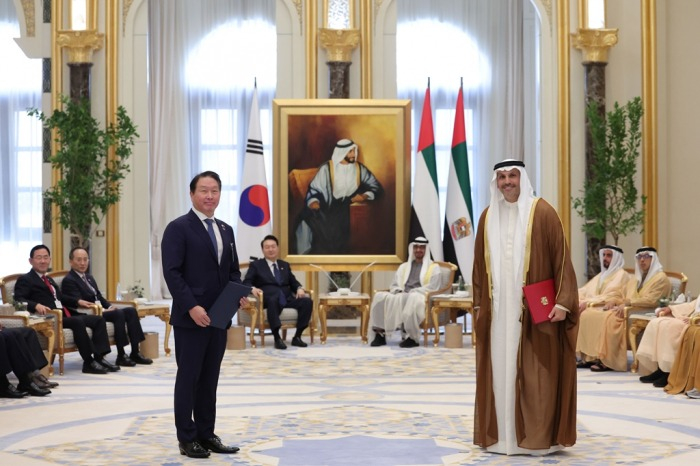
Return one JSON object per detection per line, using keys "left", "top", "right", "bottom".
{"left": 318, "top": 293, "right": 370, "bottom": 344}
{"left": 136, "top": 304, "right": 172, "bottom": 356}
{"left": 429, "top": 295, "right": 474, "bottom": 347}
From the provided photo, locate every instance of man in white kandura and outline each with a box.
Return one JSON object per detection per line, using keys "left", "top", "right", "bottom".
{"left": 369, "top": 237, "right": 441, "bottom": 348}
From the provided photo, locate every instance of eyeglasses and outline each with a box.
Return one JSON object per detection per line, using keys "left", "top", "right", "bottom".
{"left": 636, "top": 254, "right": 652, "bottom": 260}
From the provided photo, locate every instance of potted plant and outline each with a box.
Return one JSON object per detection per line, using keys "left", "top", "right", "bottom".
{"left": 573, "top": 97, "right": 646, "bottom": 268}
{"left": 28, "top": 96, "right": 139, "bottom": 248}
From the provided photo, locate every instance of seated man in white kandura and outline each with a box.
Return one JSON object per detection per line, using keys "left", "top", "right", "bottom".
{"left": 369, "top": 236, "right": 441, "bottom": 348}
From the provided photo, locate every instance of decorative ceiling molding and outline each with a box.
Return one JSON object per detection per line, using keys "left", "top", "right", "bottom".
{"left": 20, "top": 0, "right": 35, "bottom": 36}
{"left": 123, "top": 0, "right": 135, "bottom": 35}
{"left": 292, "top": 0, "right": 303, "bottom": 34}
{"left": 373, "top": 0, "right": 385, "bottom": 30}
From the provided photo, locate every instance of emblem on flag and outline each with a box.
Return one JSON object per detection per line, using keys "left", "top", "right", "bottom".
{"left": 450, "top": 217, "right": 472, "bottom": 241}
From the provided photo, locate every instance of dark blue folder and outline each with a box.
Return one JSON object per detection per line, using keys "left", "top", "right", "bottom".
{"left": 208, "top": 281, "right": 252, "bottom": 329}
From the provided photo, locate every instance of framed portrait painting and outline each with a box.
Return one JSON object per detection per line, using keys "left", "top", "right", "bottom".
{"left": 273, "top": 99, "right": 411, "bottom": 267}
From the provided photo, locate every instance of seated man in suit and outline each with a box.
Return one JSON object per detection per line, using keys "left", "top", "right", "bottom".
{"left": 0, "top": 324, "right": 53, "bottom": 397}
{"left": 14, "top": 244, "right": 120, "bottom": 375}
{"left": 61, "top": 247, "right": 152, "bottom": 367}
{"left": 368, "top": 236, "right": 442, "bottom": 348}
{"left": 243, "top": 235, "right": 312, "bottom": 350}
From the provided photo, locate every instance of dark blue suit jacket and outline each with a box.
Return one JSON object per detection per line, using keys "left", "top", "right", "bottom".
{"left": 243, "top": 258, "right": 302, "bottom": 303}
{"left": 161, "top": 209, "right": 241, "bottom": 328}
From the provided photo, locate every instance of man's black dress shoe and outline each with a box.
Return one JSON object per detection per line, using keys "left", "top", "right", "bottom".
{"left": 291, "top": 336, "right": 307, "bottom": 348}
{"left": 115, "top": 354, "right": 136, "bottom": 367}
{"left": 199, "top": 435, "right": 240, "bottom": 454}
{"left": 82, "top": 360, "right": 109, "bottom": 374}
{"left": 371, "top": 333, "right": 386, "bottom": 347}
{"left": 0, "top": 384, "right": 28, "bottom": 398}
{"left": 274, "top": 338, "right": 287, "bottom": 350}
{"left": 130, "top": 352, "right": 153, "bottom": 365}
{"left": 399, "top": 337, "right": 420, "bottom": 348}
{"left": 179, "top": 441, "right": 211, "bottom": 458}
{"left": 18, "top": 381, "right": 51, "bottom": 397}
{"left": 34, "top": 373, "right": 58, "bottom": 388}
{"left": 653, "top": 372, "right": 670, "bottom": 388}
{"left": 640, "top": 368, "right": 665, "bottom": 383}
{"left": 96, "top": 358, "right": 120, "bottom": 372}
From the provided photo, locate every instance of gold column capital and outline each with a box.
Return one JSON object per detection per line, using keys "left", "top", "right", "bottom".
{"left": 319, "top": 28, "right": 360, "bottom": 62}
{"left": 571, "top": 28, "right": 618, "bottom": 63}
{"left": 56, "top": 29, "right": 104, "bottom": 63}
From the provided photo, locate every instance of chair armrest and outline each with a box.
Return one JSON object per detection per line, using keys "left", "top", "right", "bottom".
{"left": 691, "top": 315, "right": 700, "bottom": 325}
{"left": 0, "top": 314, "right": 31, "bottom": 327}
{"left": 624, "top": 306, "right": 655, "bottom": 318}
{"left": 0, "top": 303, "right": 17, "bottom": 316}
{"left": 111, "top": 300, "right": 138, "bottom": 308}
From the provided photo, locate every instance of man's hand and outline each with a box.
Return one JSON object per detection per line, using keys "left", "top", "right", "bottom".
{"left": 549, "top": 307, "right": 566, "bottom": 322}
{"left": 350, "top": 193, "right": 368, "bottom": 203}
{"left": 296, "top": 288, "right": 306, "bottom": 299}
{"left": 78, "top": 299, "right": 94, "bottom": 308}
{"left": 309, "top": 201, "right": 320, "bottom": 210}
{"left": 239, "top": 296, "right": 251, "bottom": 308}
{"left": 188, "top": 305, "right": 210, "bottom": 327}
{"left": 613, "top": 305, "right": 626, "bottom": 318}
{"left": 34, "top": 304, "right": 51, "bottom": 316}
{"left": 578, "top": 301, "right": 587, "bottom": 312}
{"left": 657, "top": 306, "right": 672, "bottom": 317}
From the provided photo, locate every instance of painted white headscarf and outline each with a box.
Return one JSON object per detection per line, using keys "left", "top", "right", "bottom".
{"left": 331, "top": 139, "right": 358, "bottom": 166}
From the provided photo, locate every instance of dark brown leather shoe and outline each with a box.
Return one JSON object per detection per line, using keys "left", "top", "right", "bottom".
{"left": 199, "top": 435, "right": 240, "bottom": 454}
{"left": 179, "top": 441, "right": 210, "bottom": 458}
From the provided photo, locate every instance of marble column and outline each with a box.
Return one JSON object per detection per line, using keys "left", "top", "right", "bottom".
{"left": 68, "top": 63, "right": 93, "bottom": 102}
{"left": 572, "top": 28, "right": 618, "bottom": 279}
{"left": 328, "top": 62, "right": 351, "bottom": 98}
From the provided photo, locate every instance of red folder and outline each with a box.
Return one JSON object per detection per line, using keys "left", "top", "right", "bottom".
{"left": 522, "top": 278, "right": 556, "bottom": 324}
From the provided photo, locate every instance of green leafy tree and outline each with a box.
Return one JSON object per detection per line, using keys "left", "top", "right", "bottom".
{"left": 28, "top": 96, "right": 138, "bottom": 248}
{"left": 573, "top": 97, "right": 646, "bottom": 245}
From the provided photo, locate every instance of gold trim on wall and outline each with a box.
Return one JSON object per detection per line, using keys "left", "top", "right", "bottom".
{"left": 360, "top": 0, "right": 372, "bottom": 98}
{"left": 641, "top": 0, "right": 657, "bottom": 247}
{"left": 106, "top": 0, "right": 119, "bottom": 299}
{"left": 50, "top": 0, "right": 64, "bottom": 270}
{"left": 306, "top": 0, "right": 318, "bottom": 98}
{"left": 557, "top": 0, "right": 571, "bottom": 240}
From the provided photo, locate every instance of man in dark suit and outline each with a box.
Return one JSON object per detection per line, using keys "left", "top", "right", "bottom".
{"left": 14, "top": 245, "right": 119, "bottom": 375}
{"left": 244, "top": 234, "right": 312, "bottom": 350}
{"left": 0, "top": 325, "right": 53, "bottom": 397}
{"left": 61, "top": 246, "right": 152, "bottom": 367}
{"left": 162, "top": 171, "right": 243, "bottom": 459}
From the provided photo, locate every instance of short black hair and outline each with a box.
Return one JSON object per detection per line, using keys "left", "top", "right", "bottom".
{"left": 30, "top": 244, "right": 50, "bottom": 258}
{"left": 189, "top": 171, "right": 222, "bottom": 193}
{"left": 68, "top": 246, "right": 88, "bottom": 260}
{"left": 260, "top": 234, "right": 279, "bottom": 248}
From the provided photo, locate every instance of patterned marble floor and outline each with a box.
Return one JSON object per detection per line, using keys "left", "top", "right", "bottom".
{"left": 1, "top": 317, "right": 699, "bottom": 466}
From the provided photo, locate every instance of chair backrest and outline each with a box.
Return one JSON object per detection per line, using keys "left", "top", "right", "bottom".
{"left": 0, "top": 273, "right": 23, "bottom": 304}
{"left": 431, "top": 261, "right": 458, "bottom": 295}
{"left": 288, "top": 168, "right": 319, "bottom": 203}
{"left": 47, "top": 270, "right": 70, "bottom": 291}
{"left": 665, "top": 270, "right": 688, "bottom": 296}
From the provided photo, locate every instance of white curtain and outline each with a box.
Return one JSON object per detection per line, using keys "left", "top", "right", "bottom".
{"left": 397, "top": 0, "right": 530, "bottom": 219}
{"left": 148, "top": 0, "right": 276, "bottom": 298}
{"left": 0, "top": 1, "right": 42, "bottom": 280}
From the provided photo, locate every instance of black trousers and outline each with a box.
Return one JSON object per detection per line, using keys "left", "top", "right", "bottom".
{"left": 263, "top": 294, "right": 312, "bottom": 333}
{"left": 102, "top": 306, "right": 145, "bottom": 352}
{"left": 62, "top": 314, "right": 111, "bottom": 362}
{"left": 173, "top": 325, "right": 227, "bottom": 442}
{"left": 0, "top": 331, "right": 37, "bottom": 377}
{"left": 3, "top": 327, "right": 47, "bottom": 370}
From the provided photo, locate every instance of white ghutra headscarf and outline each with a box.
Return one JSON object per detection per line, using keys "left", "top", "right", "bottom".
{"left": 599, "top": 244, "right": 625, "bottom": 284}
{"left": 634, "top": 246, "right": 664, "bottom": 287}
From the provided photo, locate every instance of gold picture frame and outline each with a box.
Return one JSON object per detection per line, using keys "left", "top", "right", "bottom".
{"left": 273, "top": 99, "right": 411, "bottom": 267}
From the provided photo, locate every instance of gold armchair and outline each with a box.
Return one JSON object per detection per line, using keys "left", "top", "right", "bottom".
{"left": 420, "top": 261, "right": 458, "bottom": 346}
{"left": 627, "top": 270, "right": 688, "bottom": 372}
{"left": 236, "top": 263, "right": 315, "bottom": 348}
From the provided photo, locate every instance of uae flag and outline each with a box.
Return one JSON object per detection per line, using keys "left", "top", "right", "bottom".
{"left": 237, "top": 85, "right": 271, "bottom": 262}
{"left": 409, "top": 85, "right": 443, "bottom": 261}
{"left": 443, "top": 85, "right": 475, "bottom": 281}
